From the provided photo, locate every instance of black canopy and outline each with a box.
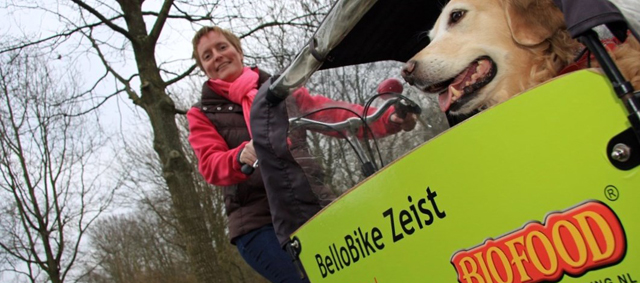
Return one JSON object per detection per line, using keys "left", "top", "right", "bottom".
{"left": 317, "top": 0, "right": 435, "bottom": 69}
{"left": 553, "top": 0, "right": 629, "bottom": 41}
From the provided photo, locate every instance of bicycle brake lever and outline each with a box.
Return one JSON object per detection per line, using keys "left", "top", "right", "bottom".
{"left": 395, "top": 98, "right": 422, "bottom": 118}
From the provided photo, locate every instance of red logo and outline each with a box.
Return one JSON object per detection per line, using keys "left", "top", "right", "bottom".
{"left": 451, "top": 202, "right": 626, "bottom": 283}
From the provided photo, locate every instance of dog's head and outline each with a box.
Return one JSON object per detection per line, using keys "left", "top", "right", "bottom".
{"left": 402, "top": 0, "right": 572, "bottom": 115}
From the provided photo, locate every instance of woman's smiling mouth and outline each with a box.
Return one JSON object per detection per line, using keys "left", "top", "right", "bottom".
{"left": 216, "top": 62, "right": 230, "bottom": 72}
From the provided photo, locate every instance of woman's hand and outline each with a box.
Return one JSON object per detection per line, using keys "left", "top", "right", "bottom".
{"left": 239, "top": 140, "right": 257, "bottom": 165}
{"left": 390, "top": 112, "right": 418, "bottom": 131}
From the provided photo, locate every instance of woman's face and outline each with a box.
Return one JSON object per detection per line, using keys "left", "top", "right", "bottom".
{"left": 197, "top": 31, "right": 244, "bottom": 82}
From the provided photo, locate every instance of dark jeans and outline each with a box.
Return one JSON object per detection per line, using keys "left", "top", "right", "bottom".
{"left": 235, "top": 225, "right": 310, "bottom": 283}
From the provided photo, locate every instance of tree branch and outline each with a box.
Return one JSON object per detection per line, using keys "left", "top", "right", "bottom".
{"left": 62, "top": 90, "right": 125, "bottom": 118}
{"left": 148, "top": 0, "right": 175, "bottom": 45}
{"left": 71, "top": 0, "right": 134, "bottom": 42}
{"left": 159, "top": 8, "right": 211, "bottom": 22}
{"left": 240, "top": 20, "right": 317, "bottom": 39}
{"left": 0, "top": 16, "right": 122, "bottom": 56}
{"left": 165, "top": 64, "right": 196, "bottom": 87}
{"left": 82, "top": 29, "right": 142, "bottom": 106}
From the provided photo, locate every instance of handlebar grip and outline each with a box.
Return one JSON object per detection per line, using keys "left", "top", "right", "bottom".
{"left": 395, "top": 98, "right": 422, "bottom": 118}
{"left": 241, "top": 163, "right": 255, "bottom": 175}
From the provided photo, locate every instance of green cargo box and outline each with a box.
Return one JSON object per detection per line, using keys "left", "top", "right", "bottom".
{"left": 291, "top": 70, "right": 640, "bottom": 283}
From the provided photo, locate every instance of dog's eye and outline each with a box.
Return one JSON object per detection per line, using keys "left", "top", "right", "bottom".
{"left": 449, "top": 10, "right": 466, "bottom": 25}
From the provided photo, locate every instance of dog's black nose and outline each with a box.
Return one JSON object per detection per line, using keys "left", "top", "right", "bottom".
{"left": 401, "top": 60, "right": 416, "bottom": 85}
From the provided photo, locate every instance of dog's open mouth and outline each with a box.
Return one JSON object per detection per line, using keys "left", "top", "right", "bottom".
{"left": 425, "top": 57, "right": 497, "bottom": 112}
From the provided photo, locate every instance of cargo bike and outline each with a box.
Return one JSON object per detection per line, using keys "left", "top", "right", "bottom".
{"left": 248, "top": 0, "right": 640, "bottom": 282}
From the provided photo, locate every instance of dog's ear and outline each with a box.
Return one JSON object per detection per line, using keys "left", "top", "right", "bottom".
{"left": 503, "top": 0, "right": 565, "bottom": 46}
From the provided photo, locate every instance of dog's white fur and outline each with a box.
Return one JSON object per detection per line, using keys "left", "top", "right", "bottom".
{"left": 402, "top": 0, "right": 640, "bottom": 116}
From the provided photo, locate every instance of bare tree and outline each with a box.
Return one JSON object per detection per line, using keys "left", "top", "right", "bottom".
{"left": 80, "top": 200, "right": 267, "bottom": 283}
{"left": 0, "top": 51, "right": 115, "bottom": 283}
{"left": 81, "top": 213, "right": 198, "bottom": 283}
{"left": 82, "top": 120, "right": 267, "bottom": 283}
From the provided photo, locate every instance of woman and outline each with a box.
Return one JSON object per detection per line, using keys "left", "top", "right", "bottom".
{"left": 187, "top": 26, "right": 416, "bottom": 283}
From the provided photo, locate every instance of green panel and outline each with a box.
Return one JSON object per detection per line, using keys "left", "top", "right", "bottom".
{"left": 292, "top": 70, "right": 640, "bottom": 283}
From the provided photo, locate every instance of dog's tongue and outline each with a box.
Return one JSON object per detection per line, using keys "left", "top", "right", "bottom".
{"left": 438, "top": 89, "right": 454, "bottom": 112}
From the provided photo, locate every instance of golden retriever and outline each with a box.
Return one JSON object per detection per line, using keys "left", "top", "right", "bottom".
{"left": 401, "top": 0, "right": 640, "bottom": 116}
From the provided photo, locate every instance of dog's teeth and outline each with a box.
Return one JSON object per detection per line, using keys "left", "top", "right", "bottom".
{"left": 450, "top": 86, "right": 462, "bottom": 99}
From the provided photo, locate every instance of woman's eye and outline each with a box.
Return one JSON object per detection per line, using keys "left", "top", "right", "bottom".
{"left": 449, "top": 10, "right": 466, "bottom": 25}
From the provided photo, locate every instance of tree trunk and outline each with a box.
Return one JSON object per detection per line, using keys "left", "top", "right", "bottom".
{"left": 116, "top": 1, "right": 223, "bottom": 282}
{"left": 144, "top": 93, "right": 224, "bottom": 283}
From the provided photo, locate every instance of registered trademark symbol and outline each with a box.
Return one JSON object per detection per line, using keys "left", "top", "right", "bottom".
{"left": 604, "top": 185, "right": 619, "bottom": 201}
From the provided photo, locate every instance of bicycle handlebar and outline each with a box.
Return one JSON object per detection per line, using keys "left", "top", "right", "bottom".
{"left": 242, "top": 95, "right": 422, "bottom": 176}
{"left": 394, "top": 97, "right": 422, "bottom": 119}
{"left": 289, "top": 97, "right": 420, "bottom": 131}
{"left": 241, "top": 160, "right": 258, "bottom": 175}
